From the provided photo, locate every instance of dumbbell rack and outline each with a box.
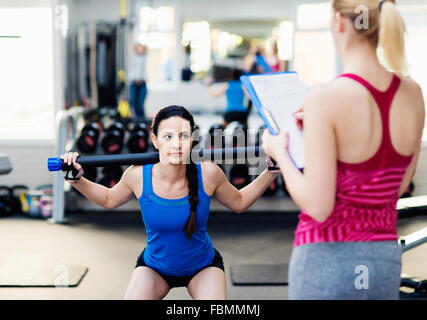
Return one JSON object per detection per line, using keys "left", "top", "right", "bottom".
{"left": 62, "top": 110, "right": 154, "bottom": 213}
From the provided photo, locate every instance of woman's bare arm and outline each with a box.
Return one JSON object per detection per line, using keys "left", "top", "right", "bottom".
{"left": 62, "top": 152, "right": 136, "bottom": 209}
{"left": 72, "top": 167, "right": 135, "bottom": 209}
{"left": 203, "top": 162, "right": 278, "bottom": 213}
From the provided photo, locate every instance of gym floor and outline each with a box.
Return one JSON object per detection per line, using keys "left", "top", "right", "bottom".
{"left": 0, "top": 209, "right": 426, "bottom": 300}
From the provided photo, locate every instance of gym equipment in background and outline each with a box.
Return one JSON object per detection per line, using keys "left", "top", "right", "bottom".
{"left": 397, "top": 196, "right": 427, "bottom": 298}
{"left": 98, "top": 167, "right": 124, "bottom": 188}
{"left": 19, "top": 185, "right": 53, "bottom": 219}
{"left": 281, "top": 177, "right": 290, "bottom": 197}
{"left": 10, "top": 185, "right": 28, "bottom": 214}
{"left": 263, "top": 177, "right": 279, "bottom": 197}
{"left": 127, "top": 122, "right": 149, "bottom": 153}
{"left": 192, "top": 124, "right": 202, "bottom": 150}
{"left": 0, "top": 155, "right": 12, "bottom": 175}
{"left": 232, "top": 123, "right": 248, "bottom": 148}
{"left": 229, "top": 164, "right": 251, "bottom": 190}
{"left": 255, "top": 125, "right": 266, "bottom": 147}
{"left": 101, "top": 122, "right": 126, "bottom": 154}
{"left": 76, "top": 122, "right": 102, "bottom": 154}
{"left": 208, "top": 124, "right": 225, "bottom": 150}
{"left": 0, "top": 186, "right": 13, "bottom": 217}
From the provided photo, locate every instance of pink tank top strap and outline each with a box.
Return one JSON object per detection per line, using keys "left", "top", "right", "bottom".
{"left": 338, "top": 73, "right": 401, "bottom": 100}
{"left": 337, "top": 73, "right": 402, "bottom": 155}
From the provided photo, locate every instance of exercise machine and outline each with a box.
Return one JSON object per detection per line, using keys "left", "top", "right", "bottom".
{"left": 397, "top": 196, "right": 427, "bottom": 298}
{"left": 0, "top": 155, "right": 12, "bottom": 175}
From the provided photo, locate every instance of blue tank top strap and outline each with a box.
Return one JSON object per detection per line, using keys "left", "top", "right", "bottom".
{"left": 196, "top": 162, "right": 210, "bottom": 200}
{"left": 196, "top": 162, "right": 202, "bottom": 182}
{"left": 142, "top": 164, "right": 154, "bottom": 198}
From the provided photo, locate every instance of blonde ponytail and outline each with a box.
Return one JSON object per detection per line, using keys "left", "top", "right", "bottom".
{"left": 379, "top": 1, "right": 407, "bottom": 77}
{"left": 333, "top": 0, "right": 407, "bottom": 77}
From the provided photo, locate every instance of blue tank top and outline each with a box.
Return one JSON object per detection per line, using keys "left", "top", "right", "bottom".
{"left": 226, "top": 81, "right": 246, "bottom": 112}
{"left": 138, "top": 163, "right": 215, "bottom": 276}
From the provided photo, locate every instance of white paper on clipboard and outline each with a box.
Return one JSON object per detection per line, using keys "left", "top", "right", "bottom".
{"left": 248, "top": 72, "right": 307, "bottom": 169}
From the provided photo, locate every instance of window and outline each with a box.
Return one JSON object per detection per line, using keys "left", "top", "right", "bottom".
{"left": 138, "top": 6, "right": 176, "bottom": 86}
{"left": 399, "top": 4, "right": 427, "bottom": 126}
{"left": 0, "top": 7, "right": 54, "bottom": 140}
{"left": 293, "top": 2, "right": 335, "bottom": 86}
{"left": 277, "top": 21, "right": 294, "bottom": 61}
{"left": 294, "top": 31, "right": 335, "bottom": 86}
{"left": 297, "top": 2, "right": 331, "bottom": 30}
{"left": 182, "top": 21, "right": 211, "bottom": 73}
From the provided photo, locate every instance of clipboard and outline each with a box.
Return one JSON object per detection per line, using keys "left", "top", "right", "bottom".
{"left": 241, "top": 71, "right": 297, "bottom": 135}
{"left": 240, "top": 71, "right": 306, "bottom": 169}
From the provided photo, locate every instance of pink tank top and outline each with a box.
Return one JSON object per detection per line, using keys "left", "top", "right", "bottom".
{"left": 294, "top": 73, "right": 414, "bottom": 247}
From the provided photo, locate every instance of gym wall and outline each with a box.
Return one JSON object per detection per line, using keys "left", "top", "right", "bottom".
{"left": 0, "top": 142, "right": 54, "bottom": 190}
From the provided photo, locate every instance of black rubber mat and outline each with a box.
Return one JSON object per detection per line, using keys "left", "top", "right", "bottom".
{"left": 230, "top": 264, "right": 288, "bottom": 286}
{"left": 0, "top": 265, "right": 88, "bottom": 287}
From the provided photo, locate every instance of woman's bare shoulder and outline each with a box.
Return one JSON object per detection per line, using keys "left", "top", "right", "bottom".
{"left": 402, "top": 77, "right": 425, "bottom": 110}
{"left": 200, "top": 161, "right": 225, "bottom": 182}
{"left": 200, "top": 161, "right": 221, "bottom": 175}
{"left": 199, "top": 161, "right": 225, "bottom": 196}
{"left": 122, "top": 165, "right": 143, "bottom": 184}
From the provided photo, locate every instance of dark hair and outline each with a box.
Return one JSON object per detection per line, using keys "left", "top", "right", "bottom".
{"left": 151, "top": 105, "right": 198, "bottom": 240}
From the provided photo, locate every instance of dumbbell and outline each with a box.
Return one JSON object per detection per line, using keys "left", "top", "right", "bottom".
{"left": 99, "top": 107, "right": 121, "bottom": 123}
{"left": 263, "top": 177, "right": 279, "bottom": 197}
{"left": 208, "top": 124, "right": 225, "bottom": 149}
{"left": 76, "top": 122, "right": 102, "bottom": 154}
{"left": 127, "top": 122, "right": 149, "bottom": 153}
{"left": 281, "top": 177, "right": 290, "bottom": 197}
{"left": 98, "top": 167, "right": 124, "bottom": 188}
{"left": 255, "top": 125, "right": 266, "bottom": 147}
{"left": 101, "top": 122, "right": 126, "bottom": 154}
{"left": 192, "top": 124, "right": 202, "bottom": 150}
{"left": 0, "top": 186, "right": 13, "bottom": 217}
{"left": 83, "top": 166, "right": 98, "bottom": 182}
{"left": 232, "top": 123, "right": 248, "bottom": 148}
{"left": 10, "top": 185, "right": 28, "bottom": 214}
{"left": 229, "top": 164, "right": 251, "bottom": 190}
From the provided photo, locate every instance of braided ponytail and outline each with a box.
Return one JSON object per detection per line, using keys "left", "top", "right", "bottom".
{"left": 183, "top": 160, "right": 199, "bottom": 239}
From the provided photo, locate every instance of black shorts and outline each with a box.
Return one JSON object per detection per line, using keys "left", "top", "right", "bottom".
{"left": 135, "top": 248, "right": 225, "bottom": 289}
{"left": 224, "top": 111, "right": 248, "bottom": 124}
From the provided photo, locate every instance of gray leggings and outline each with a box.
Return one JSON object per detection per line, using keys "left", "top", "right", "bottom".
{"left": 288, "top": 241, "right": 402, "bottom": 300}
